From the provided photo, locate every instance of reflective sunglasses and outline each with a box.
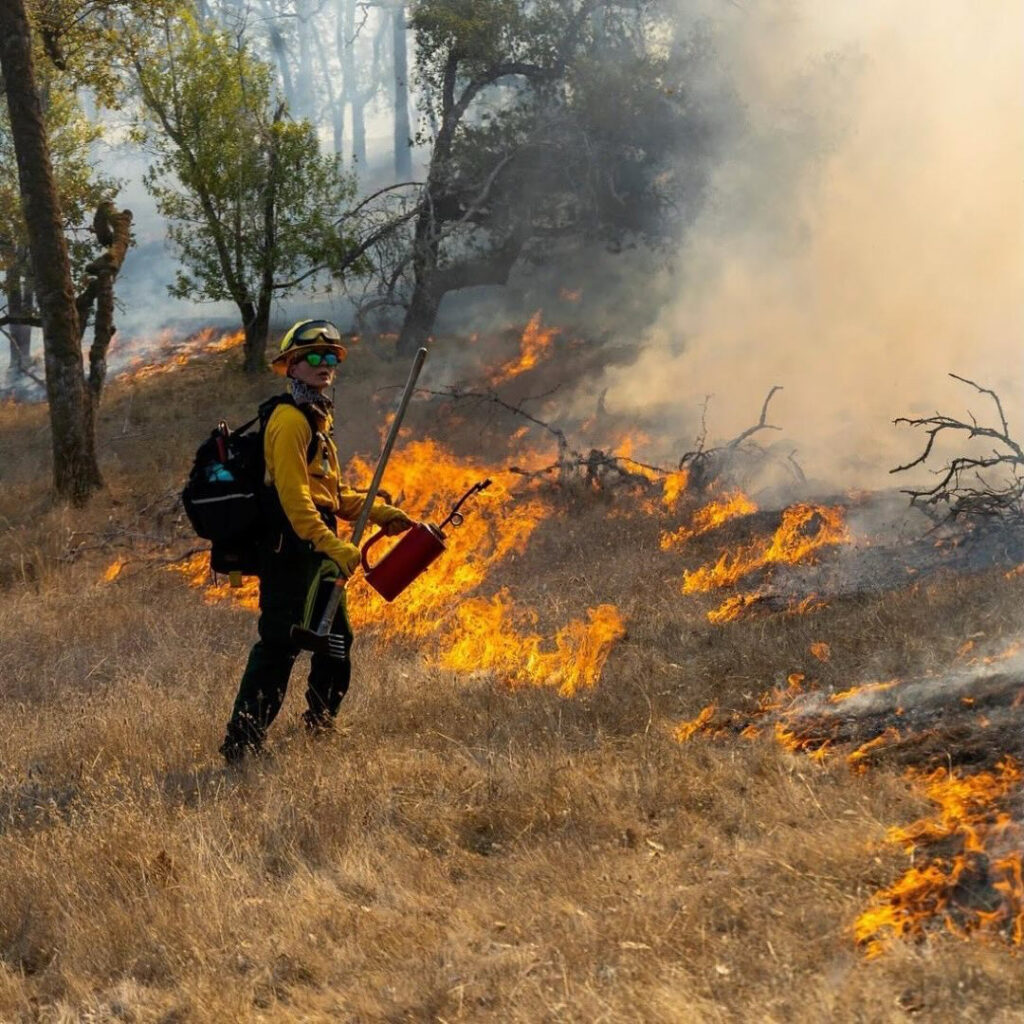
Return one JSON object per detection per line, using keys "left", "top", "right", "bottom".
{"left": 300, "top": 351, "right": 340, "bottom": 367}
{"left": 292, "top": 320, "right": 342, "bottom": 345}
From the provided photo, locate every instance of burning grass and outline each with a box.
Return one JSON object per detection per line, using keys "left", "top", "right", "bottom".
{"left": 855, "top": 759, "right": 1023, "bottom": 958}
{"left": 486, "top": 310, "right": 559, "bottom": 386}
{"left": 675, "top": 637, "right": 1024, "bottom": 964}
{"left": 681, "top": 502, "right": 849, "bottom": 595}
{"left": 660, "top": 490, "right": 757, "bottom": 549}
{"left": 2, "top": 328, "right": 1024, "bottom": 1020}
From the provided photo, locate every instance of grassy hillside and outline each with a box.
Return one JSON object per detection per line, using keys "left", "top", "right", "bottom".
{"left": 1, "top": 338, "right": 1022, "bottom": 1022}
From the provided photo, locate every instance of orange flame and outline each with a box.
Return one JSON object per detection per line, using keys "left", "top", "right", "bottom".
{"left": 829, "top": 679, "right": 899, "bottom": 704}
{"left": 682, "top": 503, "right": 849, "bottom": 594}
{"left": 706, "top": 593, "right": 761, "bottom": 624}
{"left": 436, "top": 590, "right": 625, "bottom": 695}
{"left": 346, "top": 439, "right": 549, "bottom": 634}
{"left": 846, "top": 728, "right": 902, "bottom": 772}
{"left": 660, "top": 491, "right": 757, "bottom": 549}
{"left": 100, "top": 558, "right": 126, "bottom": 583}
{"left": 855, "top": 760, "right": 1023, "bottom": 957}
{"left": 660, "top": 469, "right": 691, "bottom": 511}
{"left": 168, "top": 438, "right": 626, "bottom": 693}
{"left": 674, "top": 704, "right": 716, "bottom": 743}
{"left": 169, "top": 552, "right": 260, "bottom": 610}
{"left": 117, "top": 328, "right": 245, "bottom": 384}
{"left": 810, "top": 641, "right": 831, "bottom": 662}
{"left": 487, "top": 312, "right": 558, "bottom": 386}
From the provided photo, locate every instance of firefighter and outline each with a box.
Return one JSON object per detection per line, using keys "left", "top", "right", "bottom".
{"left": 220, "top": 319, "right": 413, "bottom": 763}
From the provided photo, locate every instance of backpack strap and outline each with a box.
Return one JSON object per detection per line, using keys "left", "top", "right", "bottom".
{"left": 254, "top": 393, "right": 323, "bottom": 465}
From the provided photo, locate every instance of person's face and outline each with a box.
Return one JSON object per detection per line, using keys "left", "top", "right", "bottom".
{"left": 288, "top": 350, "right": 339, "bottom": 390}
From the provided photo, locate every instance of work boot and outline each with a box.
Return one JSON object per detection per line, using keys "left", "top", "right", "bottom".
{"left": 301, "top": 709, "right": 335, "bottom": 738}
{"left": 219, "top": 735, "right": 261, "bottom": 766}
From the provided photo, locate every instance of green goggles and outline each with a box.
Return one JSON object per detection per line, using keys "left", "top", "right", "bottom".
{"left": 300, "top": 351, "right": 340, "bottom": 367}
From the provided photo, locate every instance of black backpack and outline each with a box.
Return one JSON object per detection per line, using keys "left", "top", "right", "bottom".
{"left": 182, "top": 394, "right": 320, "bottom": 576}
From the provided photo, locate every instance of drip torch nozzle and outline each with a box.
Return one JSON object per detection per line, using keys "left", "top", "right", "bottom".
{"left": 440, "top": 479, "right": 492, "bottom": 532}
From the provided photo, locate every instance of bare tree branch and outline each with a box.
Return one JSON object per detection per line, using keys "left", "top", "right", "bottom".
{"left": 892, "top": 374, "right": 1024, "bottom": 524}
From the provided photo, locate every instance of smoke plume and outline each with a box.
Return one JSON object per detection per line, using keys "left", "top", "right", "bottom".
{"left": 603, "top": 0, "right": 1024, "bottom": 488}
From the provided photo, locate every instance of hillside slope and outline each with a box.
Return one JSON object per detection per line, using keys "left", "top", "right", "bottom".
{"left": 1, "top": 338, "right": 1022, "bottom": 1022}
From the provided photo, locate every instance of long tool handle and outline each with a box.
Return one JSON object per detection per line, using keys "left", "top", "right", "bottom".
{"left": 316, "top": 346, "right": 427, "bottom": 633}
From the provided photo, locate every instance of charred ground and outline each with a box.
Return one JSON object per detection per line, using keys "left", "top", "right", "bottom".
{"left": 0, "top": 332, "right": 1022, "bottom": 1022}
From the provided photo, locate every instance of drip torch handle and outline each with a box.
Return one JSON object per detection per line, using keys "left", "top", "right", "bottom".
{"left": 360, "top": 529, "right": 389, "bottom": 573}
{"left": 349, "top": 347, "right": 428, "bottom": 548}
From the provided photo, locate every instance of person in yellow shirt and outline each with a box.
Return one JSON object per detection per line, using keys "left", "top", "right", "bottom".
{"left": 220, "top": 320, "right": 412, "bottom": 763}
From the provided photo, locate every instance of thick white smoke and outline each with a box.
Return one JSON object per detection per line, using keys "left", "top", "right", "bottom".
{"left": 604, "top": 0, "right": 1024, "bottom": 488}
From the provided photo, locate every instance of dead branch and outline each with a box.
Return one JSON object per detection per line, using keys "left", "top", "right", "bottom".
{"left": 383, "top": 381, "right": 797, "bottom": 497}
{"left": 676, "top": 386, "right": 799, "bottom": 492}
{"left": 892, "top": 374, "right": 1024, "bottom": 525}
{"left": 726, "top": 385, "right": 783, "bottom": 449}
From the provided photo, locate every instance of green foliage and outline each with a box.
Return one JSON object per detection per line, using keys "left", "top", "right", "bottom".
{"left": 409, "top": 0, "right": 727, "bottom": 254}
{"left": 0, "top": 58, "right": 116, "bottom": 277}
{"left": 412, "top": 0, "right": 525, "bottom": 82}
{"left": 26, "top": 0, "right": 184, "bottom": 108}
{"left": 132, "top": 15, "right": 360, "bottom": 311}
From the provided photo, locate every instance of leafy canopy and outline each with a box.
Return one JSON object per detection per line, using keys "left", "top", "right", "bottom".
{"left": 132, "top": 15, "right": 360, "bottom": 308}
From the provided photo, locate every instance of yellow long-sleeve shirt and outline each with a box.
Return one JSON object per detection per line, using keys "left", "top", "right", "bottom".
{"left": 264, "top": 402, "right": 393, "bottom": 567}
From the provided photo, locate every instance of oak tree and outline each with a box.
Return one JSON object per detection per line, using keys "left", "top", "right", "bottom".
{"left": 0, "top": 0, "right": 101, "bottom": 499}
{"left": 132, "top": 15, "right": 365, "bottom": 372}
{"left": 370, "top": 0, "right": 725, "bottom": 355}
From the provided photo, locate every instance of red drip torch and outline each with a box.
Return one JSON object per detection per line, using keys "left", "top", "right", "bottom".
{"left": 361, "top": 479, "right": 492, "bottom": 601}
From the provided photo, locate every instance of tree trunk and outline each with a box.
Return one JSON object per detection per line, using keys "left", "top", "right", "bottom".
{"left": 4, "top": 257, "right": 33, "bottom": 375}
{"left": 313, "top": 24, "right": 344, "bottom": 154}
{"left": 351, "top": 93, "right": 366, "bottom": 167}
{"left": 262, "top": 0, "right": 297, "bottom": 112}
{"left": 392, "top": 4, "right": 411, "bottom": 179}
{"left": 0, "top": 0, "right": 101, "bottom": 502}
{"left": 295, "top": 0, "right": 314, "bottom": 123}
{"left": 396, "top": 278, "right": 440, "bottom": 356}
{"left": 242, "top": 299, "right": 271, "bottom": 373}
{"left": 16, "top": 276, "right": 33, "bottom": 370}
{"left": 338, "top": 0, "right": 366, "bottom": 169}
{"left": 85, "top": 203, "right": 134, "bottom": 404}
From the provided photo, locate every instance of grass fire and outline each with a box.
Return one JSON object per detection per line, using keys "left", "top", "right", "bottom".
{"left": 1, "top": 1, "right": 1020, "bottom": 1018}
{"left": 3, "top": 315, "right": 1023, "bottom": 1020}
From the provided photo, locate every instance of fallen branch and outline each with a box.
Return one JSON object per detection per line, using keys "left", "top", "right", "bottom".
{"left": 892, "top": 374, "right": 1024, "bottom": 524}
{"left": 381, "top": 380, "right": 796, "bottom": 496}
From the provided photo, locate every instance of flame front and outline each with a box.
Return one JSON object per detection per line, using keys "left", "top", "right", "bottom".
{"left": 855, "top": 760, "right": 1023, "bottom": 958}
{"left": 117, "top": 328, "right": 245, "bottom": 384}
{"left": 682, "top": 503, "right": 849, "bottom": 595}
{"left": 166, "top": 437, "right": 625, "bottom": 693}
{"left": 674, "top": 653, "right": 1024, "bottom": 960}
{"left": 660, "top": 491, "right": 757, "bottom": 549}
{"left": 437, "top": 590, "right": 625, "bottom": 695}
{"left": 346, "top": 439, "right": 550, "bottom": 636}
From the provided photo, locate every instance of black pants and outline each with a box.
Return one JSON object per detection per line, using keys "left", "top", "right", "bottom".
{"left": 222, "top": 525, "right": 353, "bottom": 753}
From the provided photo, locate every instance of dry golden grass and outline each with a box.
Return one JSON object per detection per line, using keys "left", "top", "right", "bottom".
{"left": 1, "top": 348, "right": 1023, "bottom": 1022}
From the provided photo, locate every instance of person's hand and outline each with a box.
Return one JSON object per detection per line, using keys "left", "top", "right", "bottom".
{"left": 329, "top": 542, "right": 361, "bottom": 578}
{"left": 377, "top": 507, "right": 416, "bottom": 536}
